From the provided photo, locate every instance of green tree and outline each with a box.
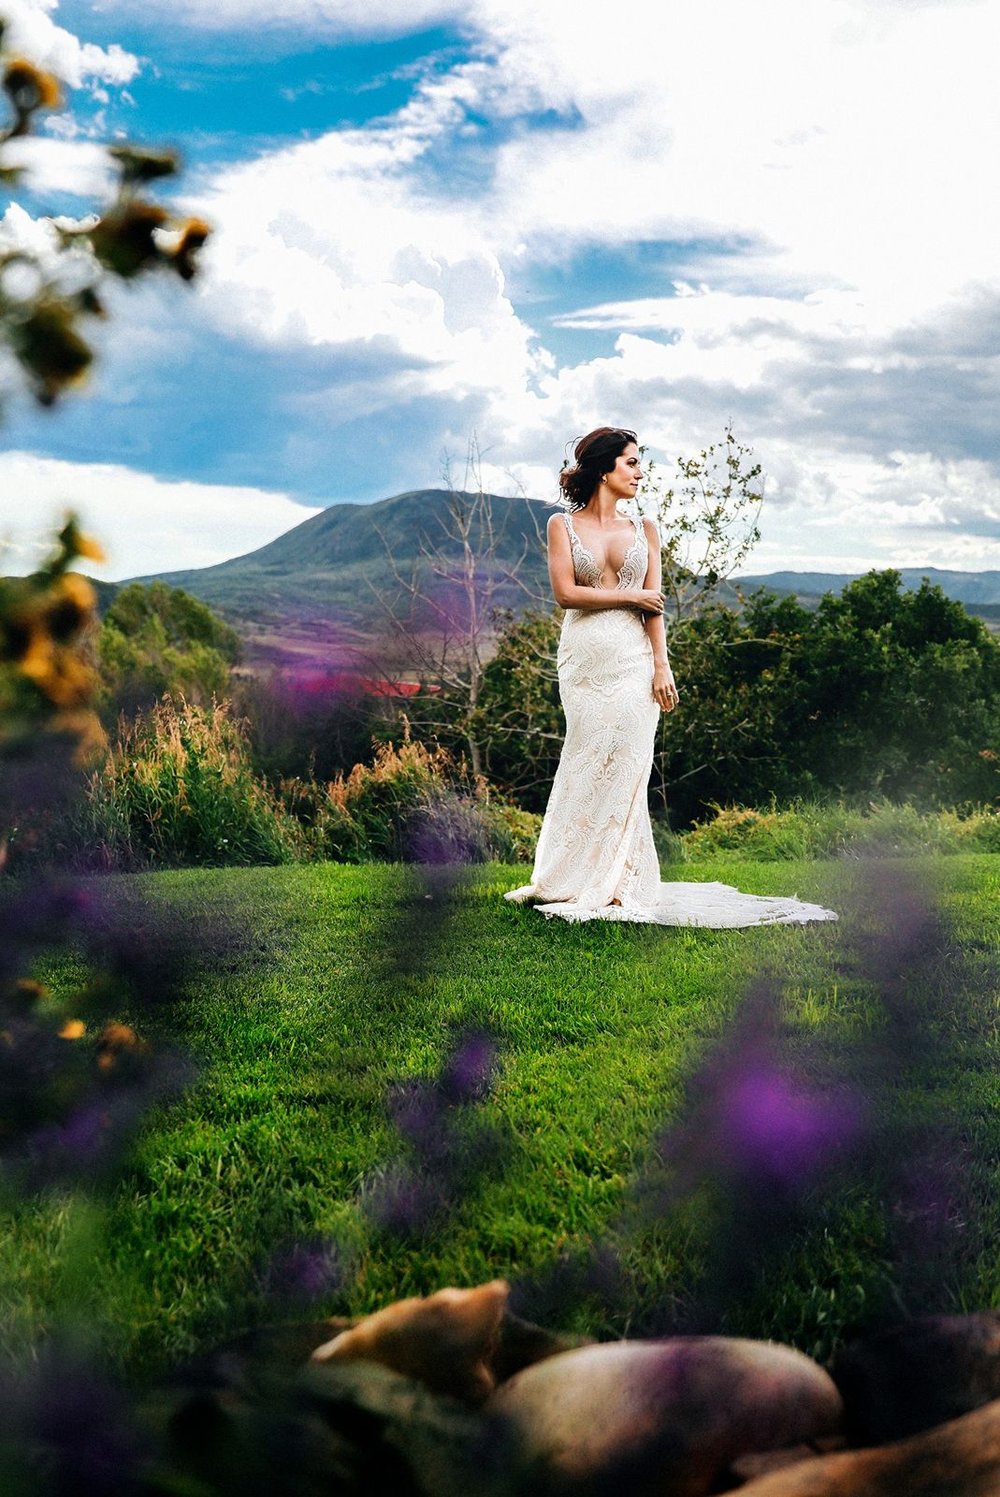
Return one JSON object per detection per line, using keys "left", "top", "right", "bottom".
{"left": 655, "top": 573, "right": 1000, "bottom": 821}
{"left": 473, "top": 609, "right": 563, "bottom": 810}
{"left": 780, "top": 572, "right": 1000, "bottom": 806}
{"left": 97, "top": 581, "right": 242, "bottom": 718}
{"left": 478, "top": 573, "right": 1000, "bottom": 826}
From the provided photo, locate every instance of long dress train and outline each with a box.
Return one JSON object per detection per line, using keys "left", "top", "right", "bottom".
{"left": 505, "top": 512, "right": 837, "bottom": 928}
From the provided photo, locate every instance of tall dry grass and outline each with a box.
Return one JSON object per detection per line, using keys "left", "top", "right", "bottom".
{"left": 76, "top": 699, "right": 540, "bottom": 869}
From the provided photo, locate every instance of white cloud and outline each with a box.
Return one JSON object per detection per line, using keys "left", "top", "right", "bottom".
{"left": 182, "top": 0, "right": 998, "bottom": 400}
{"left": 9, "top": 0, "right": 998, "bottom": 572}
{"left": 0, "top": 452, "right": 320, "bottom": 578}
{"left": 1, "top": 0, "right": 139, "bottom": 88}
{"left": 735, "top": 447, "right": 1000, "bottom": 574}
{"left": 190, "top": 72, "right": 550, "bottom": 403}
{"left": 0, "top": 135, "right": 114, "bottom": 197}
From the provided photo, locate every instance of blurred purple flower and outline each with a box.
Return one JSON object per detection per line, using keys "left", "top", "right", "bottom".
{"left": 387, "top": 1077, "right": 442, "bottom": 1147}
{"left": 262, "top": 1236, "right": 344, "bottom": 1307}
{"left": 718, "top": 1062, "right": 863, "bottom": 1184}
{"left": 440, "top": 1029, "right": 497, "bottom": 1105}
{"left": 406, "top": 793, "right": 489, "bottom": 865}
{"left": 363, "top": 1164, "right": 445, "bottom": 1238}
{"left": 0, "top": 1345, "right": 147, "bottom": 1496}
{"left": 366, "top": 1029, "right": 505, "bottom": 1237}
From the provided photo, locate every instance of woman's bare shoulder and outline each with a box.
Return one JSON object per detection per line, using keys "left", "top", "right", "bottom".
{"left": 640, "top": 515, "right": 660, "bottom": 544}
{"left": 547, "top": 510, "right": 570, "bottom": 535}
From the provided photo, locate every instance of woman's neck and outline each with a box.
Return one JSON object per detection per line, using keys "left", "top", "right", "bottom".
{"left": 580, "top": 492, "right": 621, "bottom": 524}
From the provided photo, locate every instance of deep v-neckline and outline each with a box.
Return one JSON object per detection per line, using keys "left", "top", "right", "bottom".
{"left": 565, "top": 512, "right": 645, "bottom": 591}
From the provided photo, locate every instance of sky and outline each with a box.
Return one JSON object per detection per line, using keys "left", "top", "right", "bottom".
{"left": 1, "top": 0, "right": 999, "bottom": 581}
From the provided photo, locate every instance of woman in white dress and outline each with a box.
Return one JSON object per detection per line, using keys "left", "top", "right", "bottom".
{"left": 506, "top": 427, "right": 836, "bottom": 927}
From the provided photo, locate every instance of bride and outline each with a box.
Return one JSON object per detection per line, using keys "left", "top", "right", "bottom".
{"left": 505, "top": 426, "right": 836, "bottom": 927}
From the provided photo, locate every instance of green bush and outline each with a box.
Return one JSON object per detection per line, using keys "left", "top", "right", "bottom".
{"left": 74, "top": 702, "right": 539, "bottom": 870}
{"left": 286, "top": 737, "right": 540, "bottom": 865}
{"left": 97, "top": 582, "right": 241, "bottom": 719}
{"left": 78, "top": 697, "right": 304, "bottom": 868}
{"left": 682, "top": 800, "right": 1000, "bottom": 861}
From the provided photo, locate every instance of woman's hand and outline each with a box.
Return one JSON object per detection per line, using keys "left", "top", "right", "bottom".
{"left": 653, "top": 662, "right": 679, "bottom": 712}
{"left": 629, "top": 587, "right": 665, "bottom": 614}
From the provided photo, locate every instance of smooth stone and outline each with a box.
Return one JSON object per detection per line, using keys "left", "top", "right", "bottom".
{"left": 489, "top": 1335, "right": 843, "bottom": 1495}
{"left": 311, "top": 1282, "right": 510, "bottom": 1405}
{"left": 834, "top": 1312, "right": 1000, "bottom": 1443}
{"left": 736, "top": 1395, "right": 1000, "bottom": 1496}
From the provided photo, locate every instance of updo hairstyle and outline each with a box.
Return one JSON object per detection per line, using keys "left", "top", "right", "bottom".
{"left": 558, "top": 427, "right": 638, "bottom": 511}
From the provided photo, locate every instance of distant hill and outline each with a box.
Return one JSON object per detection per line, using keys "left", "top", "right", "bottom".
{"left": 135, "top": 489, "right": 550, "bottom": 671}
{"left": 736, "top": 567, "right": 1000, "bottom": 606}
{"left": 128, "top": 492, "right": 1000, "bottom": 667}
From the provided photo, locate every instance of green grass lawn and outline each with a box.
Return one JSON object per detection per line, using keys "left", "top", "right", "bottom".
{"left": 4, "top": 855, "right": 1000, "bottom": 1380}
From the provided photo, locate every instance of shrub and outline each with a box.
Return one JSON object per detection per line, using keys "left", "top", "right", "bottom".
{"left": 682, "top": 800, "right": 1000, "bottom": 861}
{"left": 78, "top": 697, "right": 304, "bottom": 868}
{"left": 275, "top": 737, "right": 541, "bottom": 866}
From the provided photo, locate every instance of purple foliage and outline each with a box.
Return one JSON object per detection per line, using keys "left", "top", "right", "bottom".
{"left": 262, "top": 1236, "right": 344, "bottom": 1306}
{"left": 0, "top": 1347, "right": 147, "bottom": 1496}
{"left": 365, "top": 1026, "right": 505, "bottom": 1238}
{"left": 440, "top": 1029, "right": 497, "bottom": 1105}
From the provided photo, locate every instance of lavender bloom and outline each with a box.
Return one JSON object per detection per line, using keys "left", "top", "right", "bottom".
{"left": 364, "top": 1027, "right": 506, "bottom": 1239}
{"left": 406, "top": 792, "right": 492, "bottom": 865}
{"left": 715, "top": 1060, "right": 863, "bottom": 1187}
{"left": 0, "top": 1347, "right": 148, "bottom": 1496}
{"left": 261, "top": 1236, "right": 345, "bottom": 1307}
{"left": 363, "top": 1163, "right": 447, "bottom": 1238}
{"left": 440, "top": 1029, "right": 497, "bottom": 1105}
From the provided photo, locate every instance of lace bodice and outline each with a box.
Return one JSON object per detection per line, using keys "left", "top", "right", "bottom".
{"left": 562, "top": 512, "right": 647, "bottom": 591}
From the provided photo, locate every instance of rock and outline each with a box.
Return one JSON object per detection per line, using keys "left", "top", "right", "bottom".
{"left": 728, "top": 1439, "right": 846, "bottom": 1483}
{"left": 492, "top": 1308, "right": 593, "bottom": 1384}
{"left": 834, "top": 1312, "right": 1000, "bottom": 1443}
{"left": 736, "top": 1395, "right": 1000, "bottom": 1495}
{"left": 489, "top": 1335, "right": 842, "bottom": 1495}
{"left": 157, "top": 1359, "right": 520, "bottom": 1497}
{"left": 310, "top": 1281, "right": 510, "bottom": 1405}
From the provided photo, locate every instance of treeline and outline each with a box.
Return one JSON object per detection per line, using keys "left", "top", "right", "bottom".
{"left": 466, "top": 570, "right": 1000, "bottom": 824}
{"left": 9, "top": 565, "right": 995, "bottom": 872}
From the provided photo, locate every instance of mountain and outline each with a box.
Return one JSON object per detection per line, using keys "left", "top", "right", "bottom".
{"left": 129, "top": 492, "right": 1000, "bottom": 668}
{"left": 135, "top": 489, "right": 551, "bottom": 671}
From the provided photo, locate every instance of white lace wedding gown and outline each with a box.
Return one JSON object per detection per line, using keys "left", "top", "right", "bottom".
{"left": 505, "top": 512, "right": 837, "bottom": 927}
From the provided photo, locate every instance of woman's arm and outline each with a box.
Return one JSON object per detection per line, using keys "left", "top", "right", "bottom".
{"left": 547, "top": 513, "right": 665, "bottom": 613}
{"left": 641, "top": 518, "right": 679, "bottom": 713}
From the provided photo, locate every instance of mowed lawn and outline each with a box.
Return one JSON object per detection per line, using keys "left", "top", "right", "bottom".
{"left": 5, "top": 855, "right": 1000, "bottom": 1378}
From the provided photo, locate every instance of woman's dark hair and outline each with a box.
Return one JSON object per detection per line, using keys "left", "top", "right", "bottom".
{"left": 558, "top": 427, "right": 638, "bottom": 511}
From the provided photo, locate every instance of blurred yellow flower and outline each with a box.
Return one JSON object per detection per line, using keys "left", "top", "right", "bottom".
{"left": 3, "top": 58, "right": 61, "bottom": 113}
{"left": 74, "top": 534, "right": 105, "bottom": 564}
{"left": 58, "top": 1018, "right": 86, "bottom": 1040}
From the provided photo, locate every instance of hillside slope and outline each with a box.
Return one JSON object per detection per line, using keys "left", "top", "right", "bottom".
{"left": 138, "top": 488, "right": 550, "bottom": 669}
{"left": 130, "top": 491, "right": 1000, "bottom": 667}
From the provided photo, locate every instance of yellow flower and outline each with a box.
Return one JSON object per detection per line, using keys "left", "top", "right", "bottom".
{"left": 169, "top": 216, "right": 212, "bottom": 282}
{"left": 20, "top": 631, "right": 95, "bottom": 708}
{"left": 58, "top": 1018, "right": 86, "bottom": 1040}
{"left": 96, "top": 1022, "right": 149, "bottom": 1072}
{"left": 3, "top": 58, "right": 61, "bottom": 114}
{"left": 18, "top": 627, "right": 56, "bottom": 690}
{"left": 54, "top": 707, "right": 107, "bottom": 764}
{"left": 75, "top": 534, "right": 105, "bottom": 564}
{"left": 45, "top": 572, "right": 96, "bottom": 643}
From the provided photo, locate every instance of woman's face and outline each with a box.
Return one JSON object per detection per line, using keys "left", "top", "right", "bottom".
{"left": 604, "top": 442, "right": 643, "bottom": 499}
